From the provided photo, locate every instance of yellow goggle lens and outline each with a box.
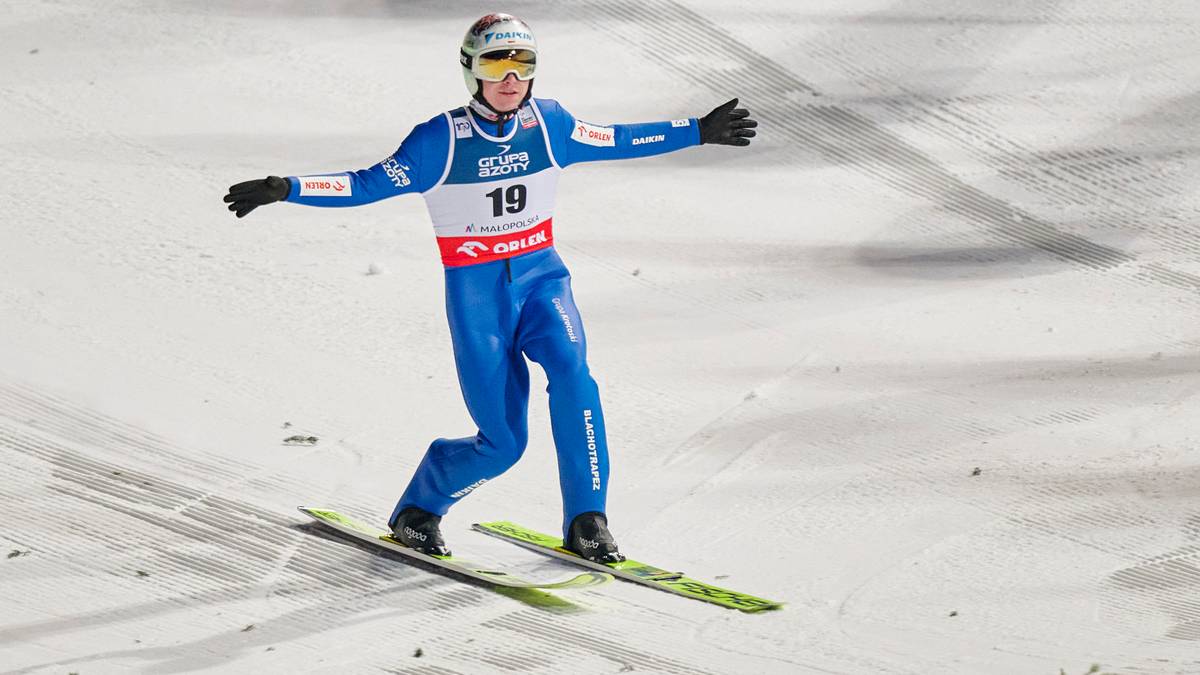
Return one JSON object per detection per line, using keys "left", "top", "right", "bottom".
{"left": 474, "top": 49, "right": 537, "bottom": 81}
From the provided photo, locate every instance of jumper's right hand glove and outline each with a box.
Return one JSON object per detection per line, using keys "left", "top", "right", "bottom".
{"left": 223, "top": 175, "right": 290, "bottom": 218}
{"left": 699, "top": 98, "right": 757, "bottom": 146}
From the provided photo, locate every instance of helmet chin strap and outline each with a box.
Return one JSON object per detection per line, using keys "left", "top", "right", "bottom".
{"left": 471, "top": 80, "right": 535, "bottom": 135}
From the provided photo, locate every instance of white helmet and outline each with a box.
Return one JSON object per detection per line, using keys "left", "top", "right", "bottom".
{"left": 459, "top": 13, "right": 537, "bottom": 106}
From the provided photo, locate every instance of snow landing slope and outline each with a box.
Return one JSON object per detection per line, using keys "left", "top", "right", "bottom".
{"left": 2, "top": 1, "right": 1199, "bottom": 673}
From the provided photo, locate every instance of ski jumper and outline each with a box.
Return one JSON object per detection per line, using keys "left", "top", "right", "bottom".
{"left": 283, "top": 99, "right": 700, "bottom": 537}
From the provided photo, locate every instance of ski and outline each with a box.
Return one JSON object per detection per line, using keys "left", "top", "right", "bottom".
{"left": 298, "top": 507, "right": 612, "bottom": 590}
{"left": 472, "top": 520, "right": 783, "bottom": 612}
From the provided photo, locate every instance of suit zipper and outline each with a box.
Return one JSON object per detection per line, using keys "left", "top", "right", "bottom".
{"left": 505, "top": 257, "right": 512, "bottom": 283}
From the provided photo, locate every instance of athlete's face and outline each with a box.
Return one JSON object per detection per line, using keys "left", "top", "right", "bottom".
{"left": 481, "top": 73, "right": 529, "bottom": 113}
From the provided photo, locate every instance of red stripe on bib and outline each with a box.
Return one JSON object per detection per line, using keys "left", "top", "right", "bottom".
{"left": 437, "top": 219, "right": 554, "bottom": 267}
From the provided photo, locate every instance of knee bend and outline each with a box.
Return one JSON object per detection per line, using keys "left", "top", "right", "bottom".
{"left": 476, "top": 431, "right": 527, "bottom": 468}
{"left": 553, "top": 366, "right": 596, "bottom": 396}
{"left": 541, "top": 351, "right": 592, "bottom": 384}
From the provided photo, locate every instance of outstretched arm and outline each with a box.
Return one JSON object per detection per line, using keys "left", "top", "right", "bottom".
{"left": 280, "top": 149, "right": 420, "bottom": 208}
{"left": 539, "top": 98, "right": 757, "bottom": 169}
{"left": 223, "top": 115, "right": 449, "bottom": 218}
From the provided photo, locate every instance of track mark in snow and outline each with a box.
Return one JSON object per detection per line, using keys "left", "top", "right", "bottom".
{"left": 1104, "top": 514, "right": 1200, "bottom": 642}
{"left": 0, "top": 381, "right": 246, "bottom": 483}
{"left": 485, "top": 611, "right": 727, "bottom": 675}
{"left": 585, "top": 0, "right": 1200, "bottom": 298}
{"left": 0, "top": 383, "right": 555, "bottom": 672}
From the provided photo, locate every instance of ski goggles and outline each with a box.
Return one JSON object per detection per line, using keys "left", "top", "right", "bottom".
{"left": 465, "top": 48, "right": 537, "bottom": 82}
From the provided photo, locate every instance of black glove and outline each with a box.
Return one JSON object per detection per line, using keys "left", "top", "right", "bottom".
{"left": 699, "top": 98, "right": 757, "bottom": 146}
{"left": 223, "top": 175, "right": 290, "bottom": 218}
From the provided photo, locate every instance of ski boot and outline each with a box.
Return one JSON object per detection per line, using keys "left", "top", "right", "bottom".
{"left": 564, "top": 511, "right": 625, "bottom": 564}
{"left": 389, "top": 506, "right": 451, "bottom": 557}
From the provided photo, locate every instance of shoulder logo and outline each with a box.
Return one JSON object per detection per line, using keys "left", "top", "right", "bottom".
{"left": 380, "top": 155, "right": 410, "bottom": 188}
{"left": 571, "top": 121, "right": 615, "bottom": 147}
{"left": 454, "top": 118, "right": 473, "bottom": 139}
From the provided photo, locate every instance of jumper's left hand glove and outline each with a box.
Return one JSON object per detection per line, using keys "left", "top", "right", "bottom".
{"left": 223, "top": 175, "right": 290, "bottom": 218}
{"left": 699, "top": 98, "right": 757, "bottom": 146}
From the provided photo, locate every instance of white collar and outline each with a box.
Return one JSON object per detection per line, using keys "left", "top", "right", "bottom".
{"left": 468, "top": 99, "right": 501, "bottom": 121}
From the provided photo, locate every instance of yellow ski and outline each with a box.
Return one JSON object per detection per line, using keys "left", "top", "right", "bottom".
{"left": 472, "top": 520, "right": 782, "bottom": 612}
{"left": 299, "top": 507, "right": 612, "bottom": 590}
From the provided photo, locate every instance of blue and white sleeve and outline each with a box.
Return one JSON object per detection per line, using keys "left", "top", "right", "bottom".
{"left": 535, "top": 98, "right": 701, "bottom": 169}
{"left": 283, "top": 115, "right": 449, "bottom": 207}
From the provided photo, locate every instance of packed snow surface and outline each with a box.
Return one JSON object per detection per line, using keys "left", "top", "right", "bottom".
{"left": 2, "top": 1, "right": 1199, "bottom": 673}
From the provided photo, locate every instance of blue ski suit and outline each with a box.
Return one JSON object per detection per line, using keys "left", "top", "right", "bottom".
{"left": 283, "top": 98, "right": 700, "bottom": 537}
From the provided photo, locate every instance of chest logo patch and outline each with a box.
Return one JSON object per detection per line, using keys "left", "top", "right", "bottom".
{"left": 478, "top": 144, "right": 531, "bottom": 177}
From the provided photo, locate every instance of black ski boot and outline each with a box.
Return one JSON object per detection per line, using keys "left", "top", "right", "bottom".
{"left": 389, "top": 506, "right": 451, "bottom": 557}
{"left": 563, "top": 511, "right": 625, "bottom": 564}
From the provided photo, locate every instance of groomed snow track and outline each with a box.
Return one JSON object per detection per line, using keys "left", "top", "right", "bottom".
{"left": 2, "top": 1, "right": 1198, "bottom": 673}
